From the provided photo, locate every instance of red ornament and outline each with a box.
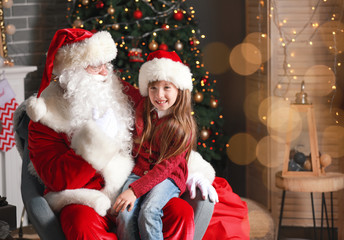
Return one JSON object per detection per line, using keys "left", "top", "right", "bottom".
{"left": 95, "top": 0, "right": 104, "bottom": 9}
{"left": 173, "top": 10, "right": 184, "bottom": 21}
{"left": 189, "top": 40, "right": 194, "bottom": 46}
{"left": 158, "top": 43, "right": 168, "bottom": 51}
{"left": 128, "top": 48, "right": 144, "bottom": 63}
{"left": 90, "top": 29, "right": 98, "bottom": 33}
{"left": 161, "top": 23, "right": 169, "bottom": 30}
{"left": 133, "top": 9, "right": 143, "bottom": 20}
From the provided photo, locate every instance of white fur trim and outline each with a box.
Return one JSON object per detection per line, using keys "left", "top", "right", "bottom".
{"left": 188, "top": 150, "right": 215, "bottom": 184}
{"left": 71, "top": 120, "right": 120, "bottom": 171}
{"left": 26, "top": 96, "right": 47, "bottom": 122}
{"left": 26, "top": 82, "right": 75, "bottom": 133}
{"left": 100, "top": 152, "right": 134, "bottom": 199}
{"left": 45, "top": 189, "right": 111, "bottom": 216}
{"left": 53, "top": 31, "right": 117, "bottom": 76}
{"left": 139, "top": 57, "right": 193, "bottom": 96}
{"left": 44, "top": 152, "right": 134, "bottom": 216}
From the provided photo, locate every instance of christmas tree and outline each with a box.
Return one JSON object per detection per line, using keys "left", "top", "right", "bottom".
{"left": 68, "top": 0, "right": 228, "bottom": 166}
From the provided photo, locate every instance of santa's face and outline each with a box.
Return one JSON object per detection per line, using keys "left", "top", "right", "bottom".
{"left": 85, "top": 63, "right": 108, "bottom": 82}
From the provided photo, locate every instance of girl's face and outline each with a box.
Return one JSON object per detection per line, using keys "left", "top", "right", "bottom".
{"left": 148, "top": 80, "right": 179, "bottom": 111}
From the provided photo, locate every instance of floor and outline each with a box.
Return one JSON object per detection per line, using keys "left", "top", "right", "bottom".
{"left": 9, "top": 225, "right": 39, "bottom": 240}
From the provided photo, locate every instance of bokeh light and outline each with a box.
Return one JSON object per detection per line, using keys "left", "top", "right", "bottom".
{"left": 226, "top": 133, "right": 258, "bottom": 165}
{"left": 320, "top": 125, "right": 344, "bottom": 158}
{"left": 303, "top": 65, "right": 335, "bottom": 97}
{"left": 256, "top": 136, "right": 286, "bottom": 168}
{"left": 244, "top": 91, "right": 262, "bottom": 123}
{"left": 203, "top": 41, "right": 230, "bottom": 75}
{"left": 258, "top": 96, "right": 290, "bottom": 126}
{"left": 229, "top": 43, "right": 262, "bottom": 76}
{"left": 267, "top": 106, "right": 302, "bottom": 143}
{"left": 244, "top": 32, "right": 271, "bottom": 62}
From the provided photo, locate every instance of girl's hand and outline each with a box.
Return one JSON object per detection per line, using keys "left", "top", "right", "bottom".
{"left": 113, "top": 188, "right": 137, "bottom": 213}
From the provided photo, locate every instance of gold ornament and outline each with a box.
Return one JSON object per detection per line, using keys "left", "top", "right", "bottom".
{"left": 73, "top": 19, "right": 83, "bottom": 28}
{"left": 112, "top": 23, "right": 120, "bottom": 30}
{"left": 3, "top": 0, "right": 13, "bottom": 8}
{"left": 200, "top": 128, "right": 210, "bottom": 141}
{"left": 193, "top": 92, "right": 204, "bottom": 103}
{"left": 320, "top": 153, "right": 332, "bottom": 173}
{"left": 107, "top": 6, "right": 115, "bottom": 15}
{"left": 5, "top": 24, "right": 16, "bottom": 35}
{"left": 210, "top": 98, "right": 218, "bottom": 108}
{"left": 82, "top": 0, "right": 89, "bottom": 5}
{"left": 149, "top": 40, "right": 158, "bottom": 51}
{"left": 174, "top": 40, "right": 184, "bottom": 51}
{"left": 303, "top": 159, "right": 312, "bottom": 171}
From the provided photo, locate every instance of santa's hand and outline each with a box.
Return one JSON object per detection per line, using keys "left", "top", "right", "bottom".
{"left": 186, "top": 173, "right": 219, "bottom": 203}
{"left": 92, "top": 108, "right": 117, "bottom": 139}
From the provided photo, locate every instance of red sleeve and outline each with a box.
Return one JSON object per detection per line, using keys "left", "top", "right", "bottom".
{"left": 130, "top": 152, "right": 187, "bottom": 198}
{"left": 121, "top": 80, "right": 142, "bottom": 108}
{"left": 28, "top": 121, "right": 103, "bottom": 192}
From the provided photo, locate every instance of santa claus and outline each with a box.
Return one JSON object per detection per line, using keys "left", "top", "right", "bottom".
{"left": 26, "top": 28, "right": 217, "bottom": 239}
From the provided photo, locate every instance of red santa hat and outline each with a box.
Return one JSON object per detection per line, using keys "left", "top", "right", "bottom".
{"left": 138, "top": 50, "right": 193, "bottom": 96}
{"left": 37, "top": 28, "right": 117, "bottom": 96}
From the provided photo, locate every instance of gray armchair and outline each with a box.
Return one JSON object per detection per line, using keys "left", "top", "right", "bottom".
{"left": 14, "top": 104, "right": 213, "bottom": 240}
{"left": 14, "top": 104, "right": 66, "bottom": 240}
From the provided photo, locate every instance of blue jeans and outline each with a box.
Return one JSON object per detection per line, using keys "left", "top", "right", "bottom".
{"left": 116, "top": 173, "right": 180, "bottom": 240}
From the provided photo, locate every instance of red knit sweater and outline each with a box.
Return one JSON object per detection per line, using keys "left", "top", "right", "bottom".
{"left": 122, "top": 81, "right": 188, "bottom": 198}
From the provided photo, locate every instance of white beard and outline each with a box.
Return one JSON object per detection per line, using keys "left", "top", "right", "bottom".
{"left": 58, "top": 65, "right": 134, "bottom": 153}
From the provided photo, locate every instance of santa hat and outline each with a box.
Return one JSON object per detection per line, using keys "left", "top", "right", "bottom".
{"left": 138, "top": 50, "right": 193, "bottom": 96}
{"left": 37, "top": 28, "right": 117, "bottom": 96}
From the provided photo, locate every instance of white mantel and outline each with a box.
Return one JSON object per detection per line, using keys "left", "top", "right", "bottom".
{"left": 0, "top": 65, "right": 37, "bottom": 227}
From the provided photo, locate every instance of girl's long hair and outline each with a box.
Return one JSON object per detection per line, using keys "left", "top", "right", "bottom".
{"left": 137, "top": 85, "right": 197, "bottom": 163}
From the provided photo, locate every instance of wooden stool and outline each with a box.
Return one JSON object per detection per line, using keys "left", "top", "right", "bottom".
{"left": 275, "top": 171, "right": 344, "bottom": 240}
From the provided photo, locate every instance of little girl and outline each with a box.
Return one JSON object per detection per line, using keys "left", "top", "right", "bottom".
{"left": 113, "top": 50, "right": 197, "bottom": 240}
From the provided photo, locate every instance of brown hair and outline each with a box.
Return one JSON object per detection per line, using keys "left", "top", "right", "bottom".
{"left": 137, "top": 84, "right": 197, "bottom": 163}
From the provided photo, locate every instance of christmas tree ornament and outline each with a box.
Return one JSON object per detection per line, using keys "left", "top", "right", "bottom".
{"left": 200, "top": 128, "right": 210, "bottom": 141}
{"left": 173, "top": 10, "right": 184, "bottom": 21}
{"left": 5, "top": 24, "right": 16, "bottom": 35}
{"left": 107, "top": 6, "right": 115, "bottom": 15}
{"left": 162, "top": 23, "right": 169, "bottom": 30}
{"left": 82, "top": 0, "right": 89, "bottom": 5}
{"left": 112, "top": 23, "right": 120, "bottom": 31}
{"left": 133, "top": 9, "right": 143, "bottom": 20}
{"left": 174, "top": 40, "right": 184, "bottom": 51}
{"left": 148, "top": 40, "right": 158, "bottom": 51}
{"left": 303, "top": 159, "right": 312, "bottom": 170}
{"left": 3, "top": 0, "right": 13, "bottom": 8}
{"left": 158, "top": 43, "right": 168, "bottom": 51}
{"left": 193, "top": 92, "right": 204, "bottom": 103}
{"left": 73, "top": 18, "right": 83, "bottom": 28}
{"left": 128, "top": 48, "right": 144, "bottom": 63}
{"left": 95, "top": 0, "right": 104, "bottom": 9}
{"left": 320, "top": 153, "right": 332, "bottom": 173}
{"left": 210, "top": 98, "right": 218, "bottom": 108}
{"left": 189, "top": 36, "right": 199, "bottom": 46}
{"left": 293, "top": 151, "right": 306, "bottom": 166}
